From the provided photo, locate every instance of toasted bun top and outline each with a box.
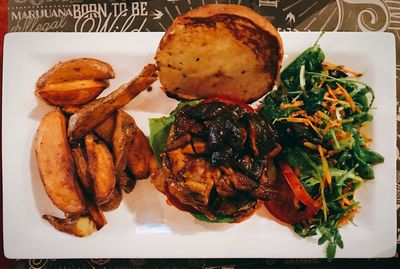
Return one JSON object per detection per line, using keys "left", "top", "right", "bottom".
{"left": 155, "top": 4, "right": 283, "bottom": 103}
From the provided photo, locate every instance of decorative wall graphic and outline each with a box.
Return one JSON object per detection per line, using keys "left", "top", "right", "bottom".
{"left": 6, "top": 0, "right": 400, "bottom": 268}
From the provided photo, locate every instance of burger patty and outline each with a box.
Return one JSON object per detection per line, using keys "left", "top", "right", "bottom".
{"left": 161, "top": 100, "right": 279, "bottom": 219}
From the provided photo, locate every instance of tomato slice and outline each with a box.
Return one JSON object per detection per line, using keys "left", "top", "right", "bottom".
{"left": 264, "top": 168, "right": 320, "bottom": 224}
{"left": 278, "top": 161, "right": 318, "bottom": 208}
{"left": 202, "top": 96, "right": 255, "bottom": 113}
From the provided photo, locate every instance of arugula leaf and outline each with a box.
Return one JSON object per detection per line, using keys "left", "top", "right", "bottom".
{"left": 260, "top": 89, "right": 285, "bottom": 122}
{"left": 326, "top": 242, "right": 337, "bottom": 262}
{"left": 280, "top": 34, "right": 325, "bottom": 90}
{"left": 302, "top": 87, "right": 326, "bottom": 114}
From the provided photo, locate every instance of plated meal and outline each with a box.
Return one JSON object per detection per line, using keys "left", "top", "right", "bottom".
{"left": 27, "top": 4, "right": 389, "bottom": 260}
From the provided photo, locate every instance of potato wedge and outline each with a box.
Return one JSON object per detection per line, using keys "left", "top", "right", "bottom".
{"left": 127, "top": 128, "right": 153, "bottom": 179}
{"left": 86, "top": 202, "right": 107, "bottom": 230}
{"left": 71, "top": 146, "right": 91, "bottom": 192}
{"left": 85, "top": 134, "right": 116, "bottom": 205}
{"left": 68, "top": 64, "right": 158, "bottom": 139}
{"left": 43, "top": 215, "right": 96, "bottom": 237}
{"left": 36, "top": 79, "right": 108, "bottom": 106}
{"left": 100, "top": 184, "right": 122, "bottom": 211}
{"left": 94, "top": 113, "right": 116, "bottom": 144}
{"left": 61, "top": 105, "right": 82, "bottom": 115}
{"left": 35, "top": 110, "right": 86, "bottom": 214}
{"left": 112, "top": 110, "right": 137, "bottom": 174}
{"left": 36, "top": 58, "right": 114, "bottom": 86}
{"left": 120, "top": 171, "right": 136, "bottom": 193}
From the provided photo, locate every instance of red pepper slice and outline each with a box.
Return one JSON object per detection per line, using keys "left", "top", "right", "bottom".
{"left": 278, "top": 161, "right": 318, "bottom": 208}
{"left": 267, "top": 144, "right": 282, "bottom": 158}
{"left": 202, "top": 96, "right": 255, "bottom": 113}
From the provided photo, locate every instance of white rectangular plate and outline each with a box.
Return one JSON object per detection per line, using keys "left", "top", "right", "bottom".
{"left": 2, "top": 32, "right": 397, "bottom": 259}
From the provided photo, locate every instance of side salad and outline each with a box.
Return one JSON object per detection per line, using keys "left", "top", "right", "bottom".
{"left": 260, "top": 35, "right": 384, "bottom": 260}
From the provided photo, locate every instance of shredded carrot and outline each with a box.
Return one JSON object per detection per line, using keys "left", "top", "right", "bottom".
{"left": 336, "top": 131, "right": 350, "bottom": 140}
{"left": 317, "top": 78, "right": 326, "bottom": 88}
{"left": 336, "top": 83, "right": 356, "bottom": 111}
{"left": 324, "top": 96, "right": 350, "bottom": 106}
{"left": 327, "top": 85, "right": 337, "bottom": 99}
{"left": 315, "top": 111, "right": 331, "bottom": 121}
{"left": 338, "top": 207, "right": 359, "bottom": 227}
{"left": 329, "top": 104, "right": 337, "bottom": 119}
{"left": 333, "top": 88, "right": 342, "bottom": 95}
{"left": 306, "top": 115, "right": 323, "bottom": 126}
{"left": 340, "top": 197, "right": 352, "bottom": 208}
{"left": 318, "top": 145, "right": 332, "bottom": 191}
{"left": 303, "top": 141, "right": 318, "bottom": 150}
{"left": 323, "top": 121, "right": 340, "bottom": 133}
{"left": 280, "top": 100, "right": 304, "bottom": 110}
{"left": 290, "top": 110, "right": 306, "bottom": 117}
{"left": 322, "top": 61, "right": 362, "bottom": 77}
{"left": 276, "top": 117, "right": 323, "bottom": 138}
{"left": 326, "top": 149, "right": 339, "bottom": 157}
{"left": 323, "top": 122, "right": 332, "bottom": 133}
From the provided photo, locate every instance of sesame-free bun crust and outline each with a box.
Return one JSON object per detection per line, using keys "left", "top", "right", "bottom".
{"left": 155, "top": 4, "right": 283, "bottom": 103}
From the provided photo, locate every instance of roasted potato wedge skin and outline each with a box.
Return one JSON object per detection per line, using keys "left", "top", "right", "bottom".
{"left": 68, "top": 64, "right": 158, "bottom": 139}
{"left": 120, "top": 171, "right": 136, "bottom": 193}
{"left": 61, "top": 105, "right": 83, "bottom": 115}
{"left": 94, "top": 113, "right": 116, "bottom": 145}
{"left": 100, "top": 184, "right": 122, "bottom": 211}
{"left": 127, "top": 128, "right": 153, "bottom": 179}
{"left": 86, "top": 202, "right": 107, "bottom": 230}
{"left": 85, "top": 134, "right": 116, "bottom": 205}
{"left": 43, "top": 215, "right": 96, "bottom": 237}
{"left": 112, "top": 110, "right": 137, "bottom": 174}
{"left": 71, "top": 146, "right": 91, "bottom": 192}
{"left": 36, "top": 58, "right": 115, "bottom": 86}
{"left": 36, "top": 79, "right": 108, "bottom": 106}
{"left": 35, "top": 110, "right": 86, "bottom": 214}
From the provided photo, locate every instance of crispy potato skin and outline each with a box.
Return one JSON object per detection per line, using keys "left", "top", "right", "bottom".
{"left": 43, "top": 215, "right": 96, "bottom": 237}
{"left": 36, "top": 80, "right": 108, "bottom": 106}
{"left": 36, "top": 58, "right": 114, "bottom": 86}
{"left": 71, "top": 147, "right": 91, "bottom": 192}
{"left": 119, "top": 171, "right": 136, "bottom": 193}
{"left": 156, "top": 4, "right": 283, "bottom": 103}
{"left": 35, "top": 110, "right": 86, "bottom": 214}
{"left": 100, "top": 184, "right": 122, "bottom": 211}
{"left": 94, "top": 114, "right": 116, "bottom": 144}
{"left": 36, "top": 58, "right": 114, "bottom": 106}
{"left": 127, "top": 128, "right": 153, "bottom": 179}
{"left": 68, "top": 64, "right": 158, "bottom": 139}
{"left": 85, "top": 134, "right": 116, "bottom": 205}
{"left": 112, "top": 110, "right": 138, "bottom": 174}
{"left": 86, "top": 202, "right": 107, "bottom": 230}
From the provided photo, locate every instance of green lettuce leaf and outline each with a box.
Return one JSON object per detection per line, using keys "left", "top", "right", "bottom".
{"left": 148, "top": 100, "right": 200, "bottom": 164}
{"left": 191, "top": 212, "right": 235, "bottom": 223}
